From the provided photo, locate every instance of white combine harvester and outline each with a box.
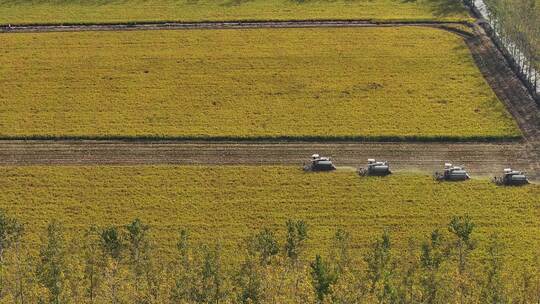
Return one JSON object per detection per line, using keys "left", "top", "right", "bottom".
{"left": 493, "top": 168, "right": 529, "bottom": 186}
{"left": 358, "top": 159, "right": 392, "bottom": 176}
{"left": 434, "top": 163, "right": 470, "bottom": 181}
{"left": 303, "top": 154, "right": 336, "bottom": 172}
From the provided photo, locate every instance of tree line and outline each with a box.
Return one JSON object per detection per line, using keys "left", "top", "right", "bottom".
{"left": 0, "top": 211, "right": 539, "bottom": 304}
{"left": 472, "top": 0, "right": 539, "bottom": 99}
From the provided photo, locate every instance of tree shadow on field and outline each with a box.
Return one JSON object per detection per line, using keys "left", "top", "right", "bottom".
{"left": 424, "top": 0, "right": 468, "bottom": 17}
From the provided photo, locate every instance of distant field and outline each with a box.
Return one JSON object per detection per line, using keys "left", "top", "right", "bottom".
{"left": 0, "top": 27, "right": 520, "bottom": 140}
{"left": 1, "top": 166, "right": 538, "bottom": 261}
{"left": 0, "top": 0, "right": 471, "bottom": 25}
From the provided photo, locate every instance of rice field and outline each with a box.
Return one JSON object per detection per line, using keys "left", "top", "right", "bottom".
{"left": 0, "top": 0, "right": 471, "bottom": 25}
{"left": 1, "top": 165, "right": 538, "bottom": 261}
{"left": 0, "top": 27, "right": 520, "bottom": 140}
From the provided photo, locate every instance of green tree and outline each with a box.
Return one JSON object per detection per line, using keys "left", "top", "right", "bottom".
{"left": 448, "top": 216, "right": 476, "bottom": 304}
{"left": 284, "top": 219, "right": 308, "bottom": 264}
{"left": 171, "top": 229, "right": 194, "bottom": 303}
{"left": 364, "top": 230, "right": 397, "bottom": 304}
{"left": 5, "top": 242, "right": 42, "bottom": 304}
{"left": 0, "top": 210, "right": 23, "bottom": 264}
{"left": 510, "top": 254, "right": 540, "bottom": 304}
{"left": 193, "top": 244, "right": 228, "bottom": 303}
{"left": 397, "top": 239, "right": 420, "bottom": 304}
{"left": 479, "top": 234, "right": 507, "bottom": 304}
{"left": 100, "top": 226, "right": 124, "bottom": 304}
{"left": 327, "top": 229, "right": 366, "bottom": 303}
{"left": 310, "top": 254, "right": 337, "bottom": 303}
{"left": 419, "top": 229, "right": 449, "bottom": 304}
{"left": 100, "top": 227, "right": 123, "bottom": 262}
{"left": 126, "top": 219, "right": 150, "bottom": 276}
{"left": 284, "top": 220, "right": 309, "bottom": 301}
{"left": 251, "top": 228, "right": 279, "bottom": 265}
{"left": 330, "top": 229, "right": 351, "bottom": 275}
{"left": 36, "top": 220, "right": 67, "bottom": 304}
{"left": 125, "top": 218, "right": 157, "bottom": 303}
{"left": 0, "top": 210, "right": 23, "bottom": 299}
{"left": 80, "top": 226, "right": 102, "bottom": 304}
{"left": 235, "top": 243, "right": 263, "bottom": 304}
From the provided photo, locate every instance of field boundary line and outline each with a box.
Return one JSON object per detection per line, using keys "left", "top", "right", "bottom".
{"left": 0, "top": 134, "right": 523, "bottom": 143}
{"left": 0, "top": 20, "right": 474, "bottom": 34}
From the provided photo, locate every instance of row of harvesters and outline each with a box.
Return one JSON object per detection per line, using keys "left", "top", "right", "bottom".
{"left": 303, "top": 155, "right": 392, "bottom": 175}
{"left": 303, "top": 154, "right": 530, "bottom": 186}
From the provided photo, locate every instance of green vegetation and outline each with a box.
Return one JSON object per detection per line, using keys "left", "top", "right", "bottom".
{"left": 0, "top": 0, "right": 472, "bottom": 25}
{"left": 1, "top": 166, "right": 538, "bottom": 260}
{"left": 1, "top": 212, "right": 540, "bottom": 303}
{"left": 0, "top": 27, "right": 520, "bottom": 140}
{"left": 482, "top": 0, "right": 539, "bottom": 94}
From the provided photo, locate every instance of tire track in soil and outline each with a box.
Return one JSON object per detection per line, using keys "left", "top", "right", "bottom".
{"left": 0, "top": 21, "right": 538, "bottom": 181}
{"left": 0, "top": 20, "right": 469, "bottom": 34}
{"left": 1, "top": 141, "right": 538, "bottom": 181}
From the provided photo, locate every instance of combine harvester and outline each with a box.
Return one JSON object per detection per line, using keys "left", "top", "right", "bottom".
{"left": 358, "top": 159, "right": 392, "bottom": 176}
{"left": 493, "top": 168, "right": 529, "bottom": 186}
{"left": 434, "top": 163, "right": 470, "bottom": 181}
{"left": 303, "top": 154, "right": 336, "bottom": 172}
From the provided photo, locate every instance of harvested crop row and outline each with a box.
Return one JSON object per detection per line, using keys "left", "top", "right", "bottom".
{"left": 1, "top": 166, "right": 538, "bottom": 261}
{"left": 0, "top": 27, "right": 520, "bottom": 140}
{"left": 0, "top": 0, "right": 471, "bottom": 26}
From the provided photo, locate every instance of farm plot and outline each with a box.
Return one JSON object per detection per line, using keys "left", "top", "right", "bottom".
{"left": 0, "top": 27, "right": 520, "bottom": 140}
{"left": 1, "top": 165, "right": 538, "bottom": 261}
{"left": 0, "top": 0, "right": 471, "bottom": 25}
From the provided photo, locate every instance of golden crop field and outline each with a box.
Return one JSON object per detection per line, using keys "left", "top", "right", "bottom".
{"left": 1, "top": 166, "right": 538, "bottom": 262}
{"left": 0, "top": 0, "right": 471, "bottom": 25}
{"left": 0, "top": 27, "right": 520, "bottom": 140}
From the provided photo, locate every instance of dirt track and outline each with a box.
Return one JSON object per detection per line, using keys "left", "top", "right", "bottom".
{"left": 467, "top": 25, "right": 539, "bottom": 141}
{"left": 0, "top": 140, "right": 538, "bottom": 180}
{"left": 0, "top": 21, "right": 538, "bottom": 181}
{"left": 0, "top": 20, "right": 471, "bottom": 34}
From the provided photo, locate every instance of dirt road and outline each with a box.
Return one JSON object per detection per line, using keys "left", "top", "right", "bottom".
{"left": 0, "top": 140, "right": 537, "bottom": 181}
{"left": 0, "top": 20, "right": 471, "bottom": 34}
{"left": 467, "top": 25, "right": 539, "bottom": 141}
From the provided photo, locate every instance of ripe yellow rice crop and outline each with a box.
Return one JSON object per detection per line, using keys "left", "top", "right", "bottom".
{"left": 0, "top": 0, "right": 471, "bottom": 25}
{"left": 1, "top": 166, "right": 538, "bottom": 261}
{"left": 0, "top": 27, "right": 520, "bottom": 140}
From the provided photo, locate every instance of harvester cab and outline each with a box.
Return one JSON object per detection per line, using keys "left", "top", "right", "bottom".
{"left": 358, "top": 159, "right": 392, "bottom": 176}
{"left": 303, "top": 154, "right": 336, "bottom": 172}
{"left": 493, "top": 168, "right": 529, "bottom": 186}
{"left": 434, "top": 163, "right": 470, "bottom": 181}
